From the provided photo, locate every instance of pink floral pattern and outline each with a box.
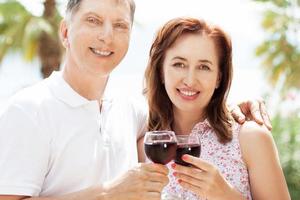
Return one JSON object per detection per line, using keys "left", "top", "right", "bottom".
{"left": 163, "top": 120, "right": 252, "bottom": 200}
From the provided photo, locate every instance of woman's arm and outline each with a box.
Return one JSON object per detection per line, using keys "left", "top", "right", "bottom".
{"left": 239, "top": 121, "right": 290, "bottom": 200}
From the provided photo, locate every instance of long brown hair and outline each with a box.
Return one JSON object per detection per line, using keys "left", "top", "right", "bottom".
{"left": 144, "top": 17, "right": 233, "bottom": 143}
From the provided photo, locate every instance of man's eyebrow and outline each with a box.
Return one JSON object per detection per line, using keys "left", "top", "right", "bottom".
{"left": 114, "top": 19, "right": 130, "bottom": 24}
{"left": 82, "top": 12, "right": 100, "bottom": 18}
{"left": 82, "top": 12, "right": 130, "bottom": 23}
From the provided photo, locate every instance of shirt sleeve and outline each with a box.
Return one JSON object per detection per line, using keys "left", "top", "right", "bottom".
{"left": 0, "top": 103, "right": 50, "bottom": 196}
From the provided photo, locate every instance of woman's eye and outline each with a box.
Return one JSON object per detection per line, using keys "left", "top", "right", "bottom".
{"left": 173, "top": 63, "right": 185, "bottom": 68}
{"left": 199, "top": 64, "right": 210, "bottom": 70}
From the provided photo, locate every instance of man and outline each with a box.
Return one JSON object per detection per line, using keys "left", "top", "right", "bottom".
{"left": 0, "top": 0, "right": 271, "bottom": 199}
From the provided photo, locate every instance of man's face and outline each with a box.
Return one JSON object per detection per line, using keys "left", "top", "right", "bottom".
{"left": 62, "top": 0, "right": 132, "bottom": 77}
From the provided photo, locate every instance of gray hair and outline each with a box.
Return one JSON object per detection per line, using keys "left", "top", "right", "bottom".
{"left": 66, "top": 0, "right": 135, "bottom": 22}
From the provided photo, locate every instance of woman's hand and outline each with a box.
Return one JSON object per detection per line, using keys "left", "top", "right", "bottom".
{"left": 172, "top": 155, "right": 245, "bottom": 200}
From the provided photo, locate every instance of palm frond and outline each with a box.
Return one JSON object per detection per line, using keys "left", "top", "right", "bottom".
{"left": 22, "top": 17, "right": 55, "bottom": 61}
{"left": 0, "top": 0, "right": 33, "bottom": 62}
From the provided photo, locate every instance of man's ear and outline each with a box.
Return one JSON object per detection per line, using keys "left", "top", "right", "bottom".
{"left": 60, "top": 19, "right": 69, "bottom": 48}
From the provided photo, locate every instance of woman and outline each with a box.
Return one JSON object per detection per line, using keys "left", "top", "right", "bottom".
{"left": 143, "top": 17, "right": 290, "bottom": 200}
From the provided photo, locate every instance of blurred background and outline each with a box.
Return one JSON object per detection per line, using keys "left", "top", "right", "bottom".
{"left": 0, "top": 0, "right": 299, "bottom": 198}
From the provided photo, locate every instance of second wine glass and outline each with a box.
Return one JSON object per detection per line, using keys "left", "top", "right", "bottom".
{"left": 175, "top": 134, "right": 201, "bottom": 166}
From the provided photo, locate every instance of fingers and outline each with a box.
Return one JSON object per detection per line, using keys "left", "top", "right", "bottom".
{"left": 144, "top": 170, "right": 169, "bottom": 183}
{"left": 172, "top": 164, "right": 208, "bottom": 199}
{"left": 259, "top": 101, "right": 272, "bottom": 130}
{"left": 249, "top": 100, "right": 264, "bottom": 124}
{"left": 144, "top": 191, "right": 163, "bottom": 200}
{"left": 180, "top": 155, "right": 211, "bottom": 171}
{"left": 178, "top": 179, "right": 206, "bottom": 198}
{"left": 234, "top": 98, "right": 272, "bottom": 130}
{"left": 144, "top": 180, "right": 168, "bottom": 192}
{"left": 230, "top": 104, "right": 246, "bottom": 124}
{"left": 174, "top": 171, "right": 205, "bottom": 187}
{"left": 141, "top": 163, "right": 169, "bottom": 175}
{"left": 138, "top": 163, "right": 169, "bottom": 184}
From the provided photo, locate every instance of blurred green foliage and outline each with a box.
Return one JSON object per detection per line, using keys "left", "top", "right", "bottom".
{"left": 272, "top": 111, "right": 300, "bottom": 199}
{"left": 255, "top": 0, "right": 300, "bottom": 199}
{"left": 255, "top": 0, "right": 300, "bottom": 90}
{"left": 0, "top": 0, "right": 63, "bottom": 77}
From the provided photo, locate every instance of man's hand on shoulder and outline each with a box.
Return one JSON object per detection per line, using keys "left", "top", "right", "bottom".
{"left": 230, "top": 98, "right": 272, "bottom": 130}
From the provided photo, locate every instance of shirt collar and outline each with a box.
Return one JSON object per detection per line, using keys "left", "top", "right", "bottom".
{"left": 191, "top": 119, "right": 212, "bottom": 134}
{"left": 46, "top": 71, "right": 98, "bottom": 107}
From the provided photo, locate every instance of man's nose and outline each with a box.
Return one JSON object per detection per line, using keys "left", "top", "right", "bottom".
{"left": 97, "top": 22, "right": 113, "bottom": 44}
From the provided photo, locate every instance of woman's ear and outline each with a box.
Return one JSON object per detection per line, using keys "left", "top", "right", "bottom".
{"left": 160, "top": 68, "right": 165, "bottom": 84}
{"left": 60, "top": 19, "right": 69, "bottom": 48}
{"left": 216, "top": 72, "right": 222, "bottom": 89}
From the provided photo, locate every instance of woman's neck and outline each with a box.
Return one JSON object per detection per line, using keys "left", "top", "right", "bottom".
{"left": 172, "top": 109, "right": 205, "bottom": 135}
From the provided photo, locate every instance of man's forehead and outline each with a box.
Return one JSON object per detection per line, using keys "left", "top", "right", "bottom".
{"left": 78, "top": 0, "right": 131, "bottom": 15}
{"left": 79, "top": 0, "right": 131, "bottom": 9}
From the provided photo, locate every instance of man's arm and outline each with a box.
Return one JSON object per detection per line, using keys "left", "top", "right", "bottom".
{"left": 0, "top": 187, "right": 105, "bottom": 200}
{"left": 0, "top": 162, "right": 169, "bottom": 200}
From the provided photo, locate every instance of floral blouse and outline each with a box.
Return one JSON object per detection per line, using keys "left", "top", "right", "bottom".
{"left": 162, "top": 120, "right": 252, "bottom": 200}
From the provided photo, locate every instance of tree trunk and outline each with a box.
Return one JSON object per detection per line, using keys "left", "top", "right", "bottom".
{"left": 38, "top": 0, "right": 62, "bottom": 78}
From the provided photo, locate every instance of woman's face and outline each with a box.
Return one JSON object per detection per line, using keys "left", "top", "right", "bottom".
{"left": 162, "top": 33, "right": 221, "bottom": 118}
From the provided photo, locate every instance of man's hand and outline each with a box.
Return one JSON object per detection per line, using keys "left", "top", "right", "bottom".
{"left": 230, "top": 98, "right": 272, "bottom": 130}
{"left": 102, "top": 163, "right": 169, "bottom": 200}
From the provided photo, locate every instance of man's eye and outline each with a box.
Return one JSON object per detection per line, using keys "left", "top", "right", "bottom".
{"left": 114, "top": 23, "right": 129, "bottom": 30}
{"left": 173, "top": 63, "right": 185, "bottom": 68}
{"left": 87, "top": 17, "right": 99, "bottom": 24}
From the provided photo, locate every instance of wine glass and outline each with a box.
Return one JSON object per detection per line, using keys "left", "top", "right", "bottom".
{"left": 172, "top": 134, "right": 201, "bottom": 200}
{"left": 175, "top": 134, "right": 201, "bottom": 166}
{"left": 144, "top": 130, "right": 177, "bottom": 165}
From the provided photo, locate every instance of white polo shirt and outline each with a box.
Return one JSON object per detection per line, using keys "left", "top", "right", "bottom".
{"left": 0, "top": 72, "right": 147, "bottom": 197}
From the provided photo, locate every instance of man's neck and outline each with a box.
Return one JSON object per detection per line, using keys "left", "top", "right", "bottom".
{"left": 62, "top": 64, "right": 108, "bottom": 103}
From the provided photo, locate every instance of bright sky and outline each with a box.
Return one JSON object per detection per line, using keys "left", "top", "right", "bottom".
{"left": 0, "top": 0, "right": 269, "bottom": 104}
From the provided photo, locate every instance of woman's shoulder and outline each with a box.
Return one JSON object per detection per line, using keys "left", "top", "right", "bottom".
{"left": 239, "top": 121, "right": 272, "bottom": 143}
{"left": 238, "top": 121, "right": 275, "bottom": 166}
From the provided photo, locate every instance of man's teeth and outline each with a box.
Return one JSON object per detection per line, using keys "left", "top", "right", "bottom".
{"left": 180, "top": 90, "right": 198, "bottom": 96}
{"left": 91, "top": 48, "right": 112, "bottom": 56}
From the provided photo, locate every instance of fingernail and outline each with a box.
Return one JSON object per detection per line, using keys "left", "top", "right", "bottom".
{"left": 182, "top": 155, "right": 188, "bottom": 161}
{"left": 173, "top": 172, "right": 177, "bottom": 176}
{"left": 239, "top": 116, "right": 245, "bottom": 122}
{"left": 255, "top": 112, "right": 263, "bottom": 122}
{"left": 171, "top": 163, "right": 176, "bottom": 169}
{"left": 267, "top": 122, "right": 272, "bottom": 130}
{"left": 178, "top": 179, "right": 182, "bottom": 183}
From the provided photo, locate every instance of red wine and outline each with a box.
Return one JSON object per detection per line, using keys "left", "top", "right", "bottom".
{"left": 144, "top": 141, "right": 177, "bottom": 164}
{"left": 175, "top": 144, "right": 201, "bottom": 166}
